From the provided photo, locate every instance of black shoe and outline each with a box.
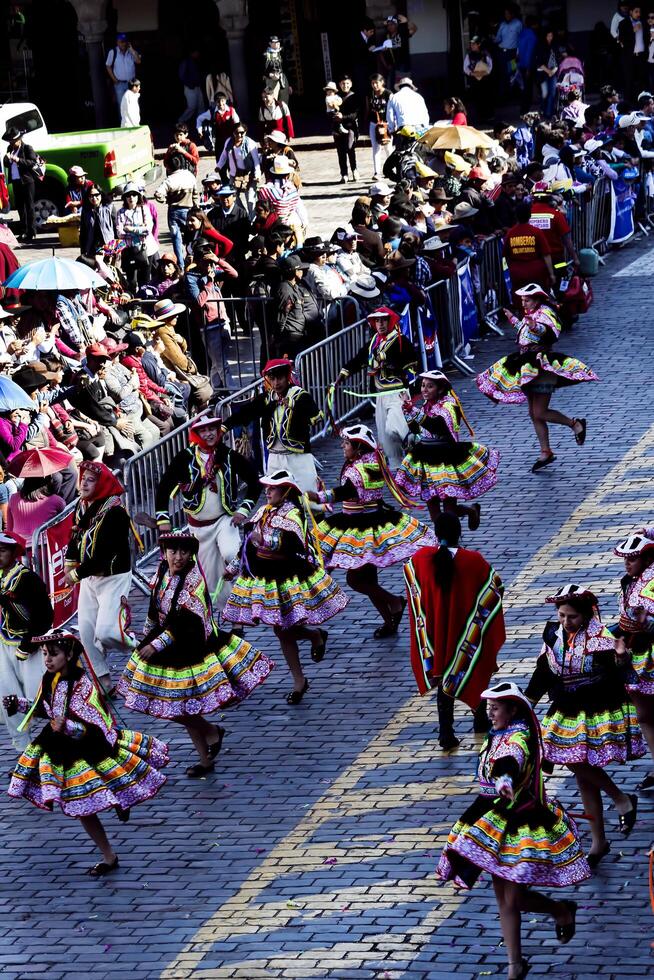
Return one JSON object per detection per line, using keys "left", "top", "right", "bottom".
{"left": 185, "top": 762, "right": 215, "bottom": 778}
{"left": 509, "top": 959, "right": 531, "bottom": 980}
{"left": 311, "top": 629, "right": 328, "bottom": 663}
{"left": 115, "top": 806, "right": 131, "bottom": 824}
{"left": 617, "top": 793, "right": 638, "bottom": 835}
{"left": 531, "top": 453, "right": 556, "bottom": 473}
{"left": 587, "top": 841, "right": 610, "bottom": 869}
{"left": 636, "top": 772, "right": 654, "bottom": 793}
{"left": 286, "top": 678, "right": 309, "bottom": 705}
{"left": 439, "top": 732, "right": 460, "bottom": 751}
{"left": 555, "top": 899, "right": 577, "bottom": 943}
{"left": 375, "top": 596, "right": 407, "bottom": 639}
{"left": 207, "top": 725, "right": 226, "bottom": 759}
{"left": 573, "top": 418, "right": 587, "bottom": 445}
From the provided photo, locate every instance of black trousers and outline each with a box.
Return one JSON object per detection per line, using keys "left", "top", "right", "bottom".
{"left": 333, "top": 132, "right": 358, "bottom": 177}
{"left": 122, "top": 245, "right": 152, "bottom": 291}
{"left": 13, "top": 179, "right": 36, "bottom": 238}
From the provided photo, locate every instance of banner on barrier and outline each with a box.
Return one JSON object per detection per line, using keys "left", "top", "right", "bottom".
{"left": 457, "top": 260, "right": 479, "bottom": 342}
{"left": 607, "top": 177, "right": 635, "bottom": 245}
{"left": 45, "top": 512, "right": 79, "bottom": 628}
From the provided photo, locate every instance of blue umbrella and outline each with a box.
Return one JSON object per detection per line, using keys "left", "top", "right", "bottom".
{"left": 3, "top": 256, "right": 105, "bottom": 291}
{"left": 0, "top": 376, "right": 38, "bottom": 413}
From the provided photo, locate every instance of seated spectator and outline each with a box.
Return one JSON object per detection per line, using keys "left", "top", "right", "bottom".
{"left": 152, "top": 298, "right": 212, "bottom": 410}
{"left": 64, "top": 166, "right": 93, "bottom": 214}
{"left": 120, "top": 332, "right": 176, "bottom": 434}
{"left": 332, "top": 229, "right": 367, "bottom": 283}
{"left": 302, "top": 238, "right": 348, "bottom": 302}
{"left": 141, "top": 332, "right": 190, "bottom": 422}
{"left": 151, "top": 253, "right": 183, "bottom": 297}
{"left": 6, "top": 476, "right": 66, "bottom": 551}
{"left": 101, "top": 337, "right": 160, "bottom": 449}
{"left": 351, "top": 200, "right": 386, "bottom": 267}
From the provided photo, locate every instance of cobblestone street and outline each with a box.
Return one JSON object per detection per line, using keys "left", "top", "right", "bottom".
{"left": 2, "top": 143, "right": 654, "bottom": 979}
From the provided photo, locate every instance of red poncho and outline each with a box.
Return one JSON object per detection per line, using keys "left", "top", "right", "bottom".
{"left": 404, "top": 546, "right": 506, "bottom": 708}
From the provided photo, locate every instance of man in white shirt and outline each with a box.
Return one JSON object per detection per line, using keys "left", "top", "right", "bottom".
{"left": 154, "top": 160, "right": 200, "bottom": 268}
{"left": 386, "top": 77, "right": 430, "bottom": 134}
{"left": 106, "top": 33, "right": 141, "bottom": 107}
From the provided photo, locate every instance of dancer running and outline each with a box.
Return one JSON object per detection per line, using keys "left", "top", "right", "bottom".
{"left": 525, "top": 584, "right": 644, "bottom": 867}
{"left": 64, "top": 462, "right": 133, "bottom": 694}
{"left": 476, "top": 284, "right": 597, "bottom": 472}
{"left": 395, "top": 370, "right": 500, "bottom": 530}
{"left": 306, "top": 424, "right": 434, "bottom": 639}
{"left": 404, "top": 513, "right": 505, "bottom": 748}
{"left": 332, "top": 307, "right": 419, "bottom": 470}
{"left": 613, "top": 531, "right": 654, "bottom": 793}
{"left": 156, "top": 415, "right": 259, "bottom": 613}
{"left": 223, "top": 470, "right": 348, "bottom": 703}
{"left": 222, "top": 358, "right": 322, "bottom": 492}
{"left": 118, "top": 530, "right": 273, "bottom": 777}
{"left": 4, "top": 630, "right": 168, "bottom": 878}
{"left": 438, "top": 681, "right": 590, "bottom": 980}
{"left": 0, "top": 532, "right": 53, "bottom": 751}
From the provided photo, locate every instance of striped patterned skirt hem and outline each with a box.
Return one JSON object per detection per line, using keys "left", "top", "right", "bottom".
{"left": 542, "top": 703, "right": 647, "bottom": 767}
{"left": 396, "top": 445, "right": 500, "bottom": 502}
{"left": 223, "top": 567, "right": 349, "bottom": 627}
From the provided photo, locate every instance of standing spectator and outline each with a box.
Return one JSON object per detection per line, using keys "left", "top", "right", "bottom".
{"left": 351, "top": 200, "right": 387, "bottom": 268}
{"left": 259, "top": 89, "right": 294, "bottom": 142}
{"left": 3, "top": 128, "right": 37, "bottom": 243}
{"left": 366, "top": 74, "right": 393, "bottom": 180}
{"left": 163, "top": 124, "right": 199, "bottom": 175}
{"left": 536, "top": 30, "right": 559, "bottom": 119}
{"left": 181, "top": 207, "right": 233, "bottom": 268}
{"left": 153, "top": 158, "right": 199, "bottom": 269}
{"left": 303, "top": 238, "right": 348, "bottom": 303}
{"left": 494, "top": 5, "right": 523, "bottom": 99}
{"left": 105, "top": 33, "right": 141, "bottom": 109}
{"left": 115, "top": 184, "right": 158, "bottom": 291}
{"left": 212, "top": 92, "right": 239, "bottom": 163}
{"left": 443, "top": 96, "right": 468, "bottom": 125}
{"left": 386, "top": 77, "right": 430, "bottom": 134}
{"left": 332, "top": 75, "right": 361, "bottom": 184}
{"left": 79, "top": 185, "right": 115, "bottom": 259}
{"left": 120, "top": 78, "right": 141, "bottom": 128}
{"left": 619, "top": 5, "right": 648, "bottom": 100}
{"left": 647, "top": 10, "right": 654, "bottom": 91}
{"left": 177, "top": 50, "right": 204, "bottom": 132}
{"left": 611, "top": 0, "right": 630, "bottom": 39}
{"left": 263, "top": 35, "right": 291, "bottom": 105}
{"left": 517, "top": 15, "right": 538, "bottom": 113}
{"left": 216, "top": 124, "right": 262, "bottom": 217}
{"left": 379, "top": 14, "right": 417, "bottom": 88}
{"left": 194, "top": 250, "right": 235, "bottom": 392}
{"left": 64, "top": 166, "right": 93, "bottom": 214}
{"left": 463, "top": 37, "right": 493, "bottom": 122}
{"left": 258, "top": 157, "right": 308, "bottom": 246}
{"left": 504, "top": 201, "right": 555, "bottom": 292}
{"left": 206, "top": 69, "right": 234, "bottom": 106}
{"left": 207, "top": 186, "right": 251, "bottom": 266}
{"left": 260, "top": 131, "right": 300, "bottom": 183}
{"left": 275, "top": 254, "right": 318, "bottom": 358}
{"left": 332, "top": 230, "right": 367, "bottom": 284}
{"left": 351, "top": 18, "right": 378, "bottom": 94}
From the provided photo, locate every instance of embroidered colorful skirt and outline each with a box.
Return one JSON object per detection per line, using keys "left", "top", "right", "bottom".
{"left": 223, "top": 551, "right": 348, "bottom": 628}
{"left": 118, "top": 633, "right": 273, "bottom": 719}
{"left": 316, "top": 504, "right": 435, "bottom": 569}
{"left": 625, "top": 643, "right": 654, "bottom": 696}
{"left": 396, "top": 441, "right": 500, "bottom": 503}
{"left": 8, "top": 725, "right": 168, "bottom": 818}
{"left": 476, "top": 349, "right": 598, "bottom": 405}
{"left": 437, "top": 792, "right": 590, "bottom": 889}
{"left": 541, "top": 691, "right": 646, "bottom": 767}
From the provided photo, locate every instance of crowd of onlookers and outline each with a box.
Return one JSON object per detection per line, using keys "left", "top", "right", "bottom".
{"left": 2, "top": 4, "right": 654, "bottom": 546}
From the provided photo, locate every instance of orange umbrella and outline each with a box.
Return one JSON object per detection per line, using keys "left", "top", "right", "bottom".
{"left": 420, "top": 125, "right": 496, "bottom": 151}
{"left": 8, "top": 447, "right": 73, "bottom": 478}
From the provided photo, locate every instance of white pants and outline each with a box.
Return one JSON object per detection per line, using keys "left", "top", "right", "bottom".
{"left": 266, "top": 451, "right": 319, "bottom": 493}
{"left": 192, "top": 513, "right": 241, "bottom": 613}
{"left": 0, "top": 640, "right": 44, "bottom": 751}
{"left": 77, "top": 572, "right": 133, "bottom": 685}
{"left": 375, "top": 390, "right": 409, "bottom": 471}
{"left": 369, "top": 122, "right": 393, "bottom": 179}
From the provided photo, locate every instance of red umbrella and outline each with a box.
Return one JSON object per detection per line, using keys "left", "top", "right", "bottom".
{"left": 8, "top": 447, "right": 74, "bottom": 479}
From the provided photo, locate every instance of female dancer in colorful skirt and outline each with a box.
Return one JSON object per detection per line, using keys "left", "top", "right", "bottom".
{"left": 4, "top": 630, "right": 168, "bottom": 878}
{"left": 223, "top": 470, "right": 349, "bottom": 704}
{"left": 118, "top": 530, "right": 273, "bottom": 777}
{"left": 525, "top": 584, "right": 644, "bottom": 867}
{"left": 395, "top": 370, "right": 500, "bottom": 530}
{"left": 476, "top": 284, "right": 597, "bottom": 473}
{"left": 405, "top": 513, "right": 505, "bottom": 749}
{"left": 306, "top": 424, "right": 434, "bottom": 639}
{"left": 613, "top": 531, "right": 654, "bottom": 793}
{"left": 438, "top": 681, "right": 590, "bottom": 980}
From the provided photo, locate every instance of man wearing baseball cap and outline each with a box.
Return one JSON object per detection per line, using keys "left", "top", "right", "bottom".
{"left": 105, "top": 33, "right": 141, "bottom": 109}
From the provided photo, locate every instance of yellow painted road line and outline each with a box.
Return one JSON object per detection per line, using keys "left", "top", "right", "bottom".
{"left": 161, "top": 421, "right": 654, "bottom": 980}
